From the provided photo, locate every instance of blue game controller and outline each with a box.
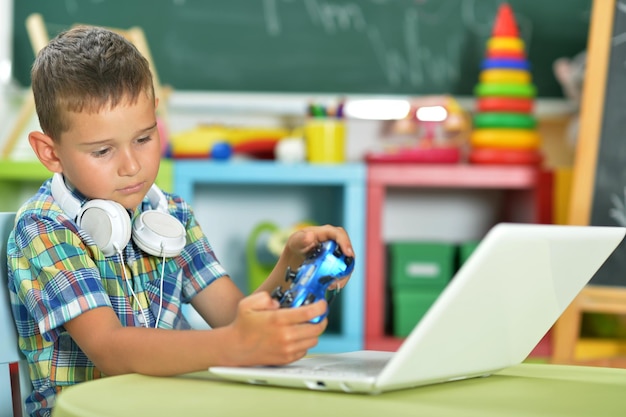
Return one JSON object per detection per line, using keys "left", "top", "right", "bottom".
{"left": 271, "top": 240, "right": 355, "bottom": 323}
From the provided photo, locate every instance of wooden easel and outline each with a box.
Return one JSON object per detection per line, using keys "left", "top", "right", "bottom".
{"left": 1, "top": 13, "right": 47, "bottom": 158}
{"left": 551, "top": 0, "right": 626, "bottom": 368}
{"left": 2, "top": 13, "right": 170, "bottom": 158}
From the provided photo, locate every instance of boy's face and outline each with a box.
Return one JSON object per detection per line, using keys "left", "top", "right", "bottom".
{"left": 53, "top": 93, "right": 161, "bottom": 210}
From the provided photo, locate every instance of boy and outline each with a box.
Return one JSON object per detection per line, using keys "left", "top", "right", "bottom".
{"left": 7, "top": 26, "right": 354, "bottom": 416}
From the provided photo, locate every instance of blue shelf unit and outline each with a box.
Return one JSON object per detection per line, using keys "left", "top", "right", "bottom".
{"left": 173, "top": 160, "right": 366, "bottom": 353}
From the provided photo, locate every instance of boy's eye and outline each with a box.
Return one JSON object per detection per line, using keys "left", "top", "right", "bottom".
{"left": 91, "top": 147, "right": 111, "bottom": 158}
{"left": 137, "top": 136, "right": 152, "bottom": 144}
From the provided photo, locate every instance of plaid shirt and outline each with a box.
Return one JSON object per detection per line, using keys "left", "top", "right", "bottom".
{"left": 7, "top": 178, "right": 226, "bottom": 417}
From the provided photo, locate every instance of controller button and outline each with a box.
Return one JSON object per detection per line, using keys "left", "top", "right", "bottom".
{"left": 283, "top": 292, "right": 294, "bottom": 305}
{"left": 285, "top": 266, "right": 297, "bottom": 282}
{"left": 271, "top": 287, "right": 284, "bottom": 300}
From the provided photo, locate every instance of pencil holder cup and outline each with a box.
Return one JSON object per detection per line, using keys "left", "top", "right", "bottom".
{"left": 304, "top": 120, "right": 346, "bottom": 163}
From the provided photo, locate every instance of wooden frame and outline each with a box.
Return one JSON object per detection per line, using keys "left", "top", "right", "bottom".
{"left": 2, "top": 13, "right": 48, "bottom": 158}
{"left": 551, "top": 0, "right": 626, "bottom": 367}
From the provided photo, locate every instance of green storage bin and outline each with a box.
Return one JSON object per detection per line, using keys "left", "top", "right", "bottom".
{"left": 388, "top": 242, "right": 456, "bottom": 290}
{"left": 392, "top": 289, "right": 441, "bottom": 337}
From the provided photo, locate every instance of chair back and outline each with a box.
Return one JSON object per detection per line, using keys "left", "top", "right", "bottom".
{"left": 0, "top": 212, "right": 30, "bottom": 417}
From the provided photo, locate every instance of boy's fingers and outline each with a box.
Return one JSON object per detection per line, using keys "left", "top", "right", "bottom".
{"left": 327, "top": 277, "right": 349, "bottom": 291}
{"left": 292, "top": 225, "right": 354, "bottom": 258}
{"left": 276, "top": 300, "right": 328, "bottom": 324}
{"left": 318, "top": 225, "right": 354, "bottom": 258}
{"left": 242, "top": 291, "right": 279, "bottom": 312}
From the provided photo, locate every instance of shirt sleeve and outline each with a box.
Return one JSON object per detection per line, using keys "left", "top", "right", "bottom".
{"left": 11, "top": 213, "right": 112, "bottom": 343}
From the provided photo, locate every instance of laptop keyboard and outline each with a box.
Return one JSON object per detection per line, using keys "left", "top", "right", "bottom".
{"left": 275, "top": 356, "right": 390, "bottom": 378}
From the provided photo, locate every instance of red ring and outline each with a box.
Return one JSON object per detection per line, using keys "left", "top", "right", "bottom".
{"left": 486, "top": 49, "right": 526, "bottom": 60}
{"left": 476, "top": 97, "right": 534, "bottom": 113}
{"left": 469, "top": 148, "right": 542, "bottom": 165}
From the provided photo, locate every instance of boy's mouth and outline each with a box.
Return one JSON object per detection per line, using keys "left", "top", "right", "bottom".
{"left": 118, "top": 182, "right": 145, "bottom": 195}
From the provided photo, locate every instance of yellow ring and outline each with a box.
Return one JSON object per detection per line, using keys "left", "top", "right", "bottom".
{"left": 480, "top": 69, "right": 531, "bottom": 84}
{"left": 487, "top": 37, "right": 525, "bottom": 52}
{"left": 470, "top": 129, "right": 540, "bottom": 149}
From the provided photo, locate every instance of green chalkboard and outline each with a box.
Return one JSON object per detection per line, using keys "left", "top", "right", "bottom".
{"left": 13, "top": 0, "right": 591, "bottom": 96}
{"left": 573, "top": 0, "right": 626, "bottom": 287}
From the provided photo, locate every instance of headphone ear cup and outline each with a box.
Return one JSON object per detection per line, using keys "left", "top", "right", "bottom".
{"left": 78, "top": 200, "right": 132, "bottom": 257}
{"left": 132, "top": 210, "right": 186, "bottom": 257}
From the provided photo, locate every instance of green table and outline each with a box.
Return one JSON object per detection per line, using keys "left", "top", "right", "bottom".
{"left": 52, "top": 364, "right": 626, "bottom": 416}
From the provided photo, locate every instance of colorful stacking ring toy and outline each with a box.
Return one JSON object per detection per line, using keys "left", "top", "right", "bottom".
{"left": 473, "top": 112, "right": 536, "bottom": 129}
{"left": 470, "top": 129, "right": 540, "bottom": 149}
{"left": 480, "top": 69, "right": 531, "bottom": 84}
{"left": 469, "top": 148, "right": 542, "bottom": 165}
{"left": 474, "top": 82, "right": 536, "bottom": 98}
{"left": 470, "top": 3, "right": 541, "bottom": 166}
{"left": 476, "top": 97, "right": 534, "bottom": 113}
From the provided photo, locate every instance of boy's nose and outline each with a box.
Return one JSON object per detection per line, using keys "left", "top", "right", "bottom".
{"left": 118, "top": 149, "right": 141, "bottom": 176}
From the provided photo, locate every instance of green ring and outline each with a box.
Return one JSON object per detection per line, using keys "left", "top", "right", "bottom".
{"left": 474, "top": 83, "right": 537, "bottom": 98}
{"left": 473, "top": 112, "right": 537, "bottom": 129}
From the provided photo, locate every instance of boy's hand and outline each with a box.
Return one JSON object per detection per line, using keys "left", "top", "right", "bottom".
{"left": 224, "top": 292, "right": 328, "bottom": 366}
{"left": 285, "top": 224, "right": 355, "bottom": 290}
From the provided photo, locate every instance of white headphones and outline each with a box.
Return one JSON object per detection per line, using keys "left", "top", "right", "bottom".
{"left": 51, "top": 173, "right": 186, "bottom": 257}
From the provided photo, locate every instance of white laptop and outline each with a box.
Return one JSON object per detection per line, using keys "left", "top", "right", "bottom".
{"left": 208, "top": 223, "right": 625, "bottom": 394}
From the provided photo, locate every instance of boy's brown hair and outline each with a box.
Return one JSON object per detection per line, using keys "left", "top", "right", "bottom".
{"left": 31, "top": 25, "right": 154, "bottom": 141}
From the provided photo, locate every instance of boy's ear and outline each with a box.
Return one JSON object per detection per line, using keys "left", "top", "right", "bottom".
{"left": 28, "top": 131, "right": 63, "bottom": 173}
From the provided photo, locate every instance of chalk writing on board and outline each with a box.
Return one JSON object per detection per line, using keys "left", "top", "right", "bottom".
{"left": 610, "top": 189, "right": 626, "bottom": 227}
{"left": 19, "top": 0, "right": 585, "bottom": 95}
{"left": 262, "top": 0, "right": 522, "bottom": 90}
{"left": 65, "top": 0, "right": 107, "bottom": 15}
{"left": 614, "top": 0, "right": 626, "bottom": 59}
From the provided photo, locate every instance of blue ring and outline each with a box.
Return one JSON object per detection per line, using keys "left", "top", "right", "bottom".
{"left": 481, "top": 58, "right": 531, "bottom": 70}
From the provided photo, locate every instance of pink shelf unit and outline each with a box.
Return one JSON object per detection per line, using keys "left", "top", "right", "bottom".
{"left": 365, "top": 163, "right": 554, "bottom": 351}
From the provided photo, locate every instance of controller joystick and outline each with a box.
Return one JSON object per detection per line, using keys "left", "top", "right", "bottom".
{"left": 270, "top": 287, "right": 285, "bottom": 300}
{"left": 285, "top": 267, "right": 297, "bottom": 282}
{"left": 271, "top": 240, "right": 354, "bottom": 323}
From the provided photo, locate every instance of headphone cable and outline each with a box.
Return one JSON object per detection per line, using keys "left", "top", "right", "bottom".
{"left": 117, "top": 248, "right": 150, "bottom": 328}
{"left": 155, "top": 252, "right": 166, "bottom": 328}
